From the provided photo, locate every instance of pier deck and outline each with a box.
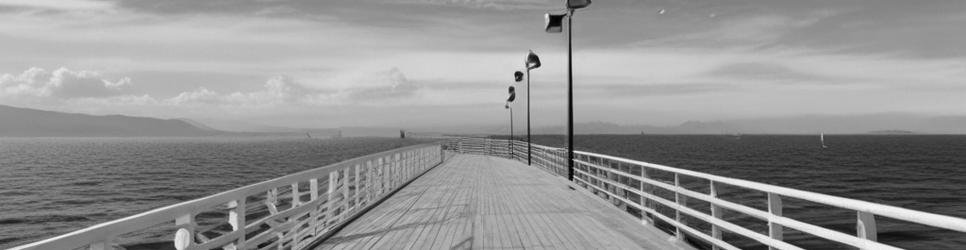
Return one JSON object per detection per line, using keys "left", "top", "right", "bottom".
{"left": 314, "top": 154, "right": 687, "bottom": 250}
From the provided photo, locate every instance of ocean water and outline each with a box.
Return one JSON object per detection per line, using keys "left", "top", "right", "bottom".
{"left": 4, "top": 135, "right": 966, "bottom": 249}
{"left": 527, "top": 134, "right": 966, "bottom": 249}
{"left": 0, "top": 137, "right": 429, "bottom": 249}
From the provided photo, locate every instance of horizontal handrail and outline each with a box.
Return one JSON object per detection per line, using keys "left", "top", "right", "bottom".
{"left": 575, "top": 150, "right": 966, "bottom": 233}
{"left": 446, "top": 137, "right": 966, "bottom": 250}
{"left": 11, "top": 143, "right": 444, "bottom": 250}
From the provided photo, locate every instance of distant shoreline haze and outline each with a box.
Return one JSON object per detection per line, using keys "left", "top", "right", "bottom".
{"left": 0, "top": 104, "right": 219, "bottom": 137}
{"left": 2, "top": 104, "right": 965, "bottom": 137}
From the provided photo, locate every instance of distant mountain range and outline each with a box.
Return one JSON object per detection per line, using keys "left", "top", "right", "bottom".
{"left": 0, "top": 105, "right": 221, "bottom": 137}
{"left": 3, "top": 104, "right": 964, "bottom": 137}
{"left": 195, "top": 119, "right": 406, "bottom": 138}
{"left": 437, "top": 113, "right": 966, "bottom": 135}
{"left": 0, "top": 105, "right": 412, "bottom": 138}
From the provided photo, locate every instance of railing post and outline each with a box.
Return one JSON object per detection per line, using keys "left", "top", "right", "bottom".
{"left": 402, "top": 152, "right": 408, "bottom": 180}
{"left": 309, "top": 178, "right": 319, "bottom": 232}
{"left": 291, "top": 182, "right": 300, "bottom": 206}
{"left": 857, "top": 211, "right": 878, "bottom": 246}
{"left": 710, "top": 181, "right": 722, "bottom": 250}
{"left": 389, "top": 154, "right": 396, "bottom": 188}
{"left": 327, "top": 171, "right": 338, "bottom": 227}
{"left": 641, "top": 167, "right": 655, "bottom": 225}
{"left": 265, "top": 188, "right": 279, "bottom": 214}
{"left": 173, "top": 213, "right": 195, "bottom": 250}
{"left": 408, "top": 151, "right": 414, "bottom": 178}
{"left": 366, "top": 161, "right": 373, "bottom": 202}
{"left": 383, "top": 157, "right": 390, "bottom": 193}
{"left": 89, "top": 238, "right": 112, "bottom": 250}
{"left": 394, "top": 153, "right": 401, "bottom": 186}
{"left": 342, "top": 167, "right": 350, "bottom": 216}
{"left": 310, "top": 178, "right": 319, "bottom": 201}
{"left": 768, "top": 193, "right": 783, "bottom": 250}
{"left": 228, "top": 199, "right": 246, "bottom": 249}
{"left": 355, "top": 164, "right": 362, "bottom": 207}
{"left": 674, "top": 173, "right": 686, "bottom": 242}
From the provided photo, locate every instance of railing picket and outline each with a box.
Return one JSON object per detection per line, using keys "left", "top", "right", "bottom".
{"left": 266, "top": 188, "right": 279, "bottom": 214}
{"left": 291, "top": 182, "right": 300, "bottom": 206}
{"left": 341, "top": 167, "right": 350, "bottom": 219}
{"left": 327, "top": 171, "right": 338, "bottom": 227}
{"left": 88, "top": 240, "right": 107, "bottom": 250}
{"left": 641, "top": 167, "right": 656, "bottom": 225}
{"left": 857, "top": 211, "right": 878, "bottom": 245}
{"left": 768, "top": 193, "right": 784, "bottom": 250}
{"left": 309, "top": 178, "right": 319, "bottom": 233}
{"left": 173, "top": 213, "right": 194, "bottom": 250}
{"left": 310, "top": 178, "right": 319, "bottom": 201}
{"left": 366, "top": 161, "right": 374, "bottom": 203}
{"left": 710, "top": 181, "right": 722, "bottom": 250}
{"left": 355, "top": 164, "right": 362, "bottom": 208}
{"left": 228, "top": 199, "right": 246, "bottom": 249}
{"left": 382, "top": 158, "right": 389, "bottom": 193}
{"left": 674, "top": 173, "right": 686, "bottom": 242}
{"left": 392, "top": 153, "right": 400, "bottom": 188}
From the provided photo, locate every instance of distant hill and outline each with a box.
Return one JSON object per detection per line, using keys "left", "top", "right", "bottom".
{"left": 0, "top": 105, "right": 223, "bottom": 137}
{"left": 194, "top": 119, "right": 408, "bottom": 138}
{"left": 430, "top": 113, "right": 966, "bottom": 135}
{"left": 868, "top": 130, "right": 915, "bottom": 135}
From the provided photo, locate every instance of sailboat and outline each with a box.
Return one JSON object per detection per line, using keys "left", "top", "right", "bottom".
{"left": 820, "top": 132, "right": 828, "bottom": 149}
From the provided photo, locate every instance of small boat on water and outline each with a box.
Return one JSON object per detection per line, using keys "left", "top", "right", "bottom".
{"left": 821, "top": 132, "right": 828, "bottom": 149}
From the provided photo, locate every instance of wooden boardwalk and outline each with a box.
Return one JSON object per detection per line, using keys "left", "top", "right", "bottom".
{"left": 313, "top": 154, "right": 689, "bottom": 250}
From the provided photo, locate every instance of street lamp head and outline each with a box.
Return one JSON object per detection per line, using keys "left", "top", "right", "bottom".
{"left": 526, "top": 50, "right": 541, "bottom": 70}
{"left": 514, "top": 71, "right": 524, "bottom": 82}
{"left": 545, "top": 13, "right": 565, "bottom": 33}
{"left": 507, "top": 86, "right": 516, "bottom": 102}
{"left": 567, "top": 0, "right": 591, "bottom": 9}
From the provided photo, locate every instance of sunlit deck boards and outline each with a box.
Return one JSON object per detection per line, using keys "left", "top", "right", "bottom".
{"left": 314, "top": 154, "right": 688, "bottom": 250}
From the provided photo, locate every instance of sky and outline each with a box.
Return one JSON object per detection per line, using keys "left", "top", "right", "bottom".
{"left": 1, "top": 0, "right": 965, "bottom": 129}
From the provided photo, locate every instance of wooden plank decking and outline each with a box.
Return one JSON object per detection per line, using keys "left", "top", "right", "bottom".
{"left": 313, "top": 154, "right": 690, "bottom": 250}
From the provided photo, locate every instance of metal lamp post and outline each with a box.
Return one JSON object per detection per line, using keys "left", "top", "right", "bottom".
{"left": 506, "top": 85, "right": 516, "bottom": 159}
{"left": 545, "top": 0, "right": 590, "bottom": 181}
{"left": 524, "top": 51, "right": 541, "bottom": 166}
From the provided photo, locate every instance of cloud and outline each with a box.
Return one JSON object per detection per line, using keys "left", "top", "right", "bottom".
{"left": 588, "top": 82, "right": 736, "bottom": 98}
{"left": 0, "top": 67, "right": 131, "bottom": 99}
{"left": 384, "top": 0, "right": 557, "bottom": 10}
{"left": 0, "top": 0, "right": 113, "bottom": 11}
{"left": 704, "top": 62, "right": 844, "bottom": 84}
{"left": 348, "top": 68, "right": 420, "bottom": 101}
{"left": 169, "top": 75, "right": 325, "bottom": 106}
{"left": 635, "top": 12, "right": 833, "bottom": 49}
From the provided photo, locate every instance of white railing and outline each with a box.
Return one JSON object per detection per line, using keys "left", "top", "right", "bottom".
{"left": 11, "top": 143, "right": 444, "bottom": 250}
{"left": 446, "top": 137, "right": 567, "bottom": 176}
{"left": 447, "top": 137, "right": 966, "bottom": 250}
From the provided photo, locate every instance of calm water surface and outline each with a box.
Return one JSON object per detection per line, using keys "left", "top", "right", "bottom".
{"left": 526, "top": 135, "right": 966, "bottom": 249}
{"left": 0, "top": 137, "right": 429, "bottom": 249}
{"left": 4, "top": 135, "right": 966, "bottom": 249}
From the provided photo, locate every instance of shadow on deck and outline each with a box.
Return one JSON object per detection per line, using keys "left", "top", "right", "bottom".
{"left": 313, "top": 154, "right": 691, "bottom": 250}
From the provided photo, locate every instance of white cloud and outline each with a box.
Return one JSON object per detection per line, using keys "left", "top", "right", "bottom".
{"left": 168, "top": 75, "right": 322, "bottom": 107}
{"left": 348, "top": 68, "right": 420, "bottom": 101}
{"left": 0, "top": 0, "right": 113, "bottom": 11}
{"left": 386, "top": 0, "right": 557, "bottom": 10}
{"left": 0, "top": 67, "right": 131, "bottom": 99}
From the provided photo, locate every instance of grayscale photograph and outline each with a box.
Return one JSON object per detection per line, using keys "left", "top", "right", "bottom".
{"left": 2, "top": 0, "right": 966, "bottom": 249}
